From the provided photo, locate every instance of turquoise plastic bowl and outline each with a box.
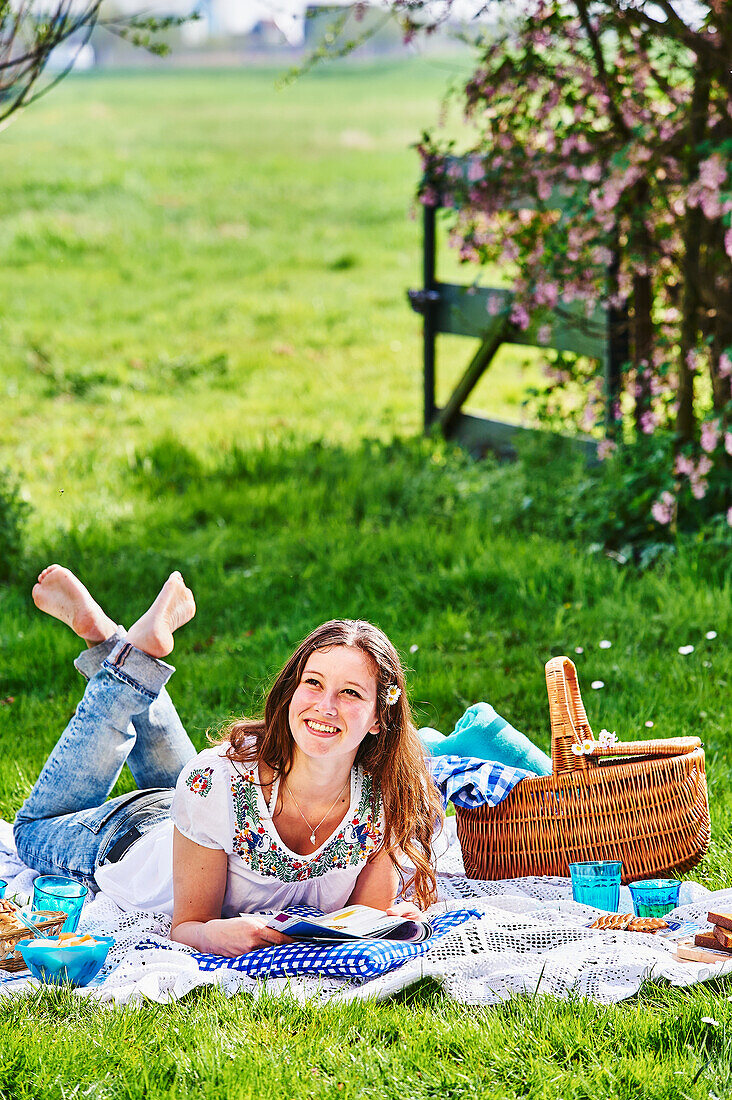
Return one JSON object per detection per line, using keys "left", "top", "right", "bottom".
{"left": 18, "top": 935, "right": 114, "bottom": 987}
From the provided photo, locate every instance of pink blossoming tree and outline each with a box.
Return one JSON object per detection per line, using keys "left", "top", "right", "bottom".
{"left": 402, "top": 0, "right": 731, "bottom": 533}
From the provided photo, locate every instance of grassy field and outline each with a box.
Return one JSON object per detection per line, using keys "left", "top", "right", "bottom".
{"left": 0, "top": 62, "right": 730, "bottom": 1100}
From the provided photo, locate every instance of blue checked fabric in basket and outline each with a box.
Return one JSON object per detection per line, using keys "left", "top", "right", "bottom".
{"left": 428, "top": 755, "right": 531, "bottom": 809}
{"left": 193, "top": 908, "right": 480, "bottom": 980}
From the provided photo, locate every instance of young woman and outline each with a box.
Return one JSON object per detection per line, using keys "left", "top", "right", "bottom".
{"left": 13, "top": 566, "right": 443, "bottom": 957}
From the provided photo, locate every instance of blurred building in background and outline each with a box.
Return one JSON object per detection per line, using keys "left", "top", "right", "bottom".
{"left": 51, "top": 0, "right": 492, "bottom": 68}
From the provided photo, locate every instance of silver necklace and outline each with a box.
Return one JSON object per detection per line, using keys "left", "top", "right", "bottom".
{"left": 284, "top": 776, "right": 349, "bottom": 847}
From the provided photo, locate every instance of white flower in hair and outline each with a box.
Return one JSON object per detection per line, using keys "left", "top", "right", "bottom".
{"left": 384, "top": 684, "right": 401, "bottom": 706}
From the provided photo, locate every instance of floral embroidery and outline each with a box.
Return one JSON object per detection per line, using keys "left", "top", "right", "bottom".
{"left": 185, "top": 767, "right": 214, "bottom": 797}
{"left": 231, "top": 769, "right": 382, "bottom": 881}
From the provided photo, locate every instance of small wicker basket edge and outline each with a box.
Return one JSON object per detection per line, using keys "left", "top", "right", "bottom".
{"left": 0, "top": 910, "right": 67, "bottom": 973}
{"left": 455, "top": 656, "right": 711, "bottom": 884}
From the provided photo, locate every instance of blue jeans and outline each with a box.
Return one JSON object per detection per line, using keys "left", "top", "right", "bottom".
{"left": 13, "top": 633, "right": 197, "bottom": 891}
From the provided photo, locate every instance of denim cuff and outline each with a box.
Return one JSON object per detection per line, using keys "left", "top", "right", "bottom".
{"left": 102, "top": 640, "right": 175, "bottom": 699}
{"left": 74, "top": 628, "right": 128, "bottom": 681}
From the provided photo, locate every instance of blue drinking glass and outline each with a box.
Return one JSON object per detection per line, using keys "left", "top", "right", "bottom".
{"left": 32, "top": 876, "right": 87, "bottom": 933}
{"left": 0, "top": 880, "right": 6, "bottom": 899}
{"left": 628, "top": 879, "right": 681, "bottom": 918}
{"left": 569, "top": 861, "right": 622, "bottom": 911}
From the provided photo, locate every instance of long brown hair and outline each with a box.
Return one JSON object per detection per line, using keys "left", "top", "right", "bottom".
{"left": 217, "top": 619, "right": 444, "bottom": 908}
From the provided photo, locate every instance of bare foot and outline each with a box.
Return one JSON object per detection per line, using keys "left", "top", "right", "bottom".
{"left": 126, "top": 572, "right": 196, "bottom": 658}
{"left": 32, "top": 565, "right": 118, "bottom": 645}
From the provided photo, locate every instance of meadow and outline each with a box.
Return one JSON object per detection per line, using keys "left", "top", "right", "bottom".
{"left": 0, "top": 61, "right": 730, "bottom": 1099}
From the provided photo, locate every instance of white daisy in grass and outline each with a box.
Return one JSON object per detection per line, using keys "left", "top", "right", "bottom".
{"left": 645, "top": 720, "right": 654, "bottom": 728}
{"left": 705, "top": 631, "right": 717, "bottom": 640}
{"left": 678, "top": 645, "right": 694, "bottom": 655}
{"left": 591, "top": 680, "right": 605, "bottom": 689}
{"left": 599, "top": 639, "right": 612, "bottom": 649}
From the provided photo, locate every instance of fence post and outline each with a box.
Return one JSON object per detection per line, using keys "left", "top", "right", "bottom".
{"left": 423, "top": 204, "right": 437, "bottom": 431}
{"left": 605, "top": 249, "right": 628, "bottom": 437}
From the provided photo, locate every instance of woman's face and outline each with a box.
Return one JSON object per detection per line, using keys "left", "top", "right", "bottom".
{"left": 288, "top": 644, "right": 380, "bottom": 764}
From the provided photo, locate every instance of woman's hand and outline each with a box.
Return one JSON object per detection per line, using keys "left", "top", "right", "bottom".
{"left": 385, "top": 901, "right": 425, "bottom": 920}
{"left": 196, "top": 915, "right": 292, "bottom": 958}
{"left": 170, "top": 829, "right": 292, "bottom": 956}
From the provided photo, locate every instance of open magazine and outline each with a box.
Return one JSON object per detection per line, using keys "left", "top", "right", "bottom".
{"left": 264, "top": 904, "right": 433, "bottom": 943}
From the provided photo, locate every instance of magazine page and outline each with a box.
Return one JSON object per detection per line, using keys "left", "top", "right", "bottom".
{"left": 264, "top": 905, "right": 431, "bottom": 942}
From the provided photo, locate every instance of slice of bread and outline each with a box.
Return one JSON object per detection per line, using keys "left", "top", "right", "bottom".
{"left": 714, "top": 926, "right": 732, "bottom": 950}
{"left": 707, "top": 911, "right": 732, "bottom": 932}
{"left": 695, "top": 931, "right": 732, "bottom": 953}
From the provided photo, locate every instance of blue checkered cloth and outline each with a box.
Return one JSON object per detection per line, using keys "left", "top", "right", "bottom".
{"left": 191, "top": 908, "right": 478, "bottom": 980}
{"left": 427, "top": 754, "right": 532, "bottom": 810}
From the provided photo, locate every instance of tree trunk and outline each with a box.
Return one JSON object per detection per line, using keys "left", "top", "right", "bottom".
{"left": 632, "top": 269, "right": 653, "bottom": 429}
{"left": 676, "top": 65, "right": 711, "bottom": 443}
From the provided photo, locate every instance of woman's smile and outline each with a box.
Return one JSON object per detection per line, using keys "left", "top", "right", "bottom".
{"left": 304, "top": 718, "right": 341, "bottom": 737}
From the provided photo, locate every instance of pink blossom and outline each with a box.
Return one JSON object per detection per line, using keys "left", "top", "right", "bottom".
{"left": 725, "top": 228, "right": 732, "bottom": 261}
{"left": 510, "top": 303, "right": 531, "bottom": 331}
{"left": 699, "top": 154, "right": 728, "bottom": 191}
{"left": 728, "top": 507, "right": 732, "bottom": 527}
{"left": 420, "top": 187, "right": 439, "bottom": 208}
{"left": 500, "top": 239, "right": 519, "bottom": 263}
{"left": 535, "top": 281, "right": 559, "bottom": 307}
{"left": 597, "top": 439, "right": 616, "bottom": 461}
{"left": 719, "top": 353, "right": 732, "bottom": 378}
{"left": 697, "top": 455, "right": 713, "bottom": 477}
{"left": 725, "top": 432, "right": 732, "bottom": 457}
{"left": 690, "top": 478, "right": 707, "bottom": 500}
{"left": 581, "top": 405, "right": 597, "bottom": 431}
{"left": 700, "top": 191, "right": 722, "bottom": 219}
{"left": 675, "top": 453, "right": 694, "bottom": 477}
{"left": 640, "top": 410, "right": 657, "bottom": 434}
{"left": 537, "top": 177, "right": 552, "bottom": 201}
{"left": 686, "top": 349, "right": 699, "bottom": 372}
{"left": 467, "top": 157, "right": 484, "bottom": 183}
{"left": 651, "top": 491, "right": 675, "bottom": 525}
{"left": 700, "top": 419, "right": 720, "bottom": 454}
{"left": 537, "top": 324, "right": 552, "bottom": 345}
{"left": 486, "top": 295, "right": 503, "bottom": 316}
{"left": 591, "top": 246, "right": 612, "bottom": 266}
{"left": 582, "top": 163, "right": 603, "bottom": 182}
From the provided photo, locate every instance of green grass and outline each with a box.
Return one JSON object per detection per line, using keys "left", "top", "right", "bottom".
{"left": 0, "top": 62, "right": 730, "bottom": 1100}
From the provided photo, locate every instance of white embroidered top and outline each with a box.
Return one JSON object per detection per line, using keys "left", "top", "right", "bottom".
{"left": 94, "top": 745, "right": 384, "bottom": 918}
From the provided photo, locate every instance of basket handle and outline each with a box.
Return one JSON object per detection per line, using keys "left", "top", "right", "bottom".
{"left": 545, "top": 656, "right": 595, "bottom": 776}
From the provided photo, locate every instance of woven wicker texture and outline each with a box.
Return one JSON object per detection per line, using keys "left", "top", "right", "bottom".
{"left": 456, "top": 657, "right": 710, "bottom": 883}
{"left": 0, "top": 910, "right": 66, "bottom": 973}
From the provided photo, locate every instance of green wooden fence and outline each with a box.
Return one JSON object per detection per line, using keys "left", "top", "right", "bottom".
{"left": 408, "top": 156, "right": 629, "bottom": 457}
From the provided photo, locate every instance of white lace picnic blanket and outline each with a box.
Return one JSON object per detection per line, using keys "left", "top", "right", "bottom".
{"left": 2, "top": 818, "right": 730, "bottom": 1006}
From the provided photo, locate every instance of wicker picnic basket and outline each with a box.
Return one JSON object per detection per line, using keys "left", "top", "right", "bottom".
{"left": 455, "top": 657, "right": 710, "bottom": 884}
{"left": 0, "top": 910, "right": 66, "bottom": 973}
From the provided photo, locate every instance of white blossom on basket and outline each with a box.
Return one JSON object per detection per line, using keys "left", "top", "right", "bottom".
{"left": 571, "top": 738, "right": 596, "bottom": 756}
{"left": 384, "top": 685, "right": 401, "bottom": 706}
{"left": 598, "top": 728, "right": 618, "bottom": 747}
